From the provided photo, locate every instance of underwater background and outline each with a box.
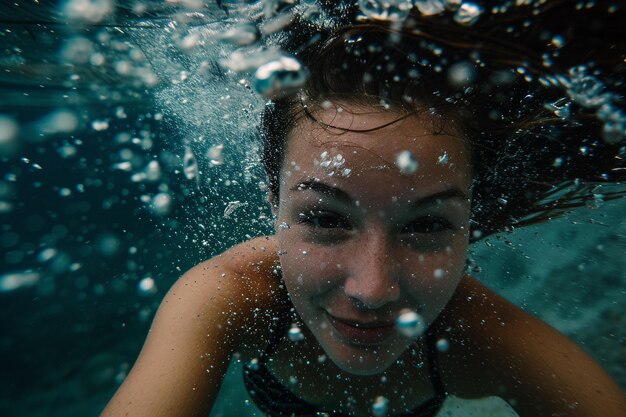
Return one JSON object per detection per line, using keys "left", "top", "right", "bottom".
{"left": 0, "top": 1, "right": 624, "bottom": 416}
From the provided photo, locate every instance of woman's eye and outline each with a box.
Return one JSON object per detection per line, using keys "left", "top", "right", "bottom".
{"left": 298, "top": 211, "right": 351, "bottom": 229}
{"left": 403, "top": 217, "right": 452, "bottom": 234}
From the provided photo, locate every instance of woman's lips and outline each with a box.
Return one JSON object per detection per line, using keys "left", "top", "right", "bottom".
{"left": 326, "top": 312, "right": 395, "bottom": 345}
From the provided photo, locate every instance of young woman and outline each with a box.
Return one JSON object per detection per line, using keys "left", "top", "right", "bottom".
{"left": 101, "top": 5, "right": 626, "bottom": 417}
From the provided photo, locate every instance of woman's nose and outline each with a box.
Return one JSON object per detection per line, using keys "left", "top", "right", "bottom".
{"left": 343, "top": 233, "right": 401, "bottom": 309}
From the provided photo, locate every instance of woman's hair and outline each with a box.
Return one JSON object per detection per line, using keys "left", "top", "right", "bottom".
{"left": 261, "top": 1, "right": 626, "bottom": 241}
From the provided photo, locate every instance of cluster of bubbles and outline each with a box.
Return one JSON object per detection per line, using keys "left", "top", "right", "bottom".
{"left": 215, "top": 1, "right": 324, "bottom": 99}
{"left": 535, "top": 64, "right": 626, "bottom": 144}
{"left": 316, "top": 151, "right": 352, "bottom": 177}
{"left": 561, "top": 66, "right": 625, "bottom": 144}
{"left": 61, "top": 0, "right": 115, "bottom": 24}
{"left": 358, "top": 0, "right": 483, "bottom": 25}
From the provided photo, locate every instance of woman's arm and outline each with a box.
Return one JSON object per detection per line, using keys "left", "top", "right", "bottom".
{"left": 99, "top": 236, "right": 283, "bottom": 417}
{"left": 440, "top": 277, "right": 626, "bottom": 417}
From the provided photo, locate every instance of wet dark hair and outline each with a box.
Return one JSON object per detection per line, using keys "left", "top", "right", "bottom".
{"left": 262, "top": 2, "right": 626, "bottom": 242}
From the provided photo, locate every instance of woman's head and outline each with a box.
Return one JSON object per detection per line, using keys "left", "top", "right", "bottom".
{"left": 260, "top": 24, "right": 480, "bottom": 374}
{"left": 273, "top": 101, "right": 472, "bottom": 374}
{"left": 259, "top": 11, "right": 625, "bottom": 373}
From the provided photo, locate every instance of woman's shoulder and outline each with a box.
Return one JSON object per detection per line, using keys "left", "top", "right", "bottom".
{"left": 435, "top": 275, "right": 556, "bottom": 390}
{"left": 181, "top": 235, "right": 290, "bottom": 351}
{"left": 183, "top": 235, "right": 281, "bottom": 294}
{"left": 99, "top": 236, "right": 287, "bottom": 417}
{"left": 435, "top": 276, "right": 626, "bottom": 416}
{"left": 182, "top": 234, "right": 288, "bottom": 317}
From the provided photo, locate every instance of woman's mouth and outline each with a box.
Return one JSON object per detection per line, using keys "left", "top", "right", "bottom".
{"left": 325, "top": 312, "right": 396, "bottom": 345}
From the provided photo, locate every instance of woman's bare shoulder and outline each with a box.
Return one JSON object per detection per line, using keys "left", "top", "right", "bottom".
{"left": 182, "top": 235, "right": 288, "bottom": 336}
{"left": 436, "top": 276, "right": 626, "bottom": 416}
{"left": 184, "top": 235, "right": 281, "bottom": 299}
{"left": 100, "top": 236, "right": 286, "bottom": 417}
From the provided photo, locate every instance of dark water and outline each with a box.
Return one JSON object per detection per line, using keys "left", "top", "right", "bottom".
{"left": 0, "top": 1, "right": 624, "bottom": 417}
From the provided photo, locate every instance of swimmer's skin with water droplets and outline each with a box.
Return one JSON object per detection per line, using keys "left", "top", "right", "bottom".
{"left": 101, "top": 106, "right": 626, "bottom": 417}
{"left": 99, "top": 237, "right": 625, "bottom": 417}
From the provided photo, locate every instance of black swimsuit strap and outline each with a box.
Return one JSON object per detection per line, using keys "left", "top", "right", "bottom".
{"left": 258, "top": 309, "right": 294, "bottom": 363}
{"left": 424, "top": 330, "right": 448, "bottom": 397}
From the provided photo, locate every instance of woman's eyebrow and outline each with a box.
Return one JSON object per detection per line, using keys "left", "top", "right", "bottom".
{"left": 290, "top": 179, "right": 353, "bottom": 205}
{"left": 410, "top": 189, "right": 471, "bottom": 207}
{"left": 290, "top": 179, "right": 469, "bottom": 206}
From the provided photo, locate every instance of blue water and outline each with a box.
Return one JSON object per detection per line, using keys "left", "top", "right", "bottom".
{"left": 0, "top": 2, "right": 624, "bottom": 417}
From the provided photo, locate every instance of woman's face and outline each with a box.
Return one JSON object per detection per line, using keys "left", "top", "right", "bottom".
{"left": 274, "top": 102, "right": 472, "bottom": 375}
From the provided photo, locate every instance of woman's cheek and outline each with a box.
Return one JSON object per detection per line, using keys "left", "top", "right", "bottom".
{"left": 277, "top": 232, "right": 337, "bottom": 293}
{"left": 403, "top": 245, "right": 466, "bottom": 298}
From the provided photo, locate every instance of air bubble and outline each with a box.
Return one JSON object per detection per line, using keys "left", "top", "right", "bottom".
{"left": 62, "top": 0, "right": 114, "bottom": 23}
{"left": 253, "top": 54, "right": 309, "bottom": 99}
{"left": 551, "top": 35, "right": 566, "bottom": 48}
{"left": 37, "top": 110, "right": 79, "bottom": 135}
{"left": 60, "top": 36, "right": 95, "bottom": 64}
{"left": 453, "top": 2, "right": 483, "bottom": 26}
{"left": 179, "top": 32, "right": 200, "bottom": 50}
{"left": 448, "top": 61, "right": 475, "bottom": 87}
{"left": 138, "top": 277, "right": 157, "bottom": 296}
{"left": 544, "top": 99, "right": 571, "bottom": 119}
{"left": 113, "top": 161, "right": 132, "bottom": 171}
{"left": 414, "top": 0, "right": 446, "bottom": 16}
{"left": 220, "top": 23, "right": 261, "bottom": 46}
{"left": 358, "top": 0, "right": 413, "bottom": 21}
{"left": 150, "top": 193, "right": 172, "bottom": 216}
{"left": 183, "top": 147, "right": 198, "bottom": 180}
{"left": 208, "top": 144, "right": 225, "bottom": 166}
{"left": 248, "top": 358, "right": 260, "bottom": 371}
{"left": 37, "top": 248, "right": 58, "bottom": 263}
{"left": 91, "top": 120, "right": 109, "bottom": 131}
{"left": 371, "top": 395, "right": 389, "bottom": 417}
{"left": 396, "top": 309, "right": 426, "bottom": 338}
{"left": 0, "top": 270, "right": 41, "bottom": 292}
{"left": 395, "top": 150, "right": 419, "bottom": 174}
{"left": 0, "top": 115, "right": 18, "bottom": 155}
{"left": 288, "top": 325, "right": 305, "bottom": 341}
{"left": 224, "top": 201, "right": 247, "bottom": 218}
{"left": 553, "top": 157, "right": 564, "bottom": 167}
{"left": 436, "top": 338, "right": 450, "bottom": 352}
{"left": 143, "top": 160, "right": 162, "bottom": 182}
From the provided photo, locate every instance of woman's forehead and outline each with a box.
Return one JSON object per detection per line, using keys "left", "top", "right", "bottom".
{"left": 282, "top": 106, "right": 473, "bottom": 198}
{"left": 288, "top": 107, "right": 470, "bottom": 169}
